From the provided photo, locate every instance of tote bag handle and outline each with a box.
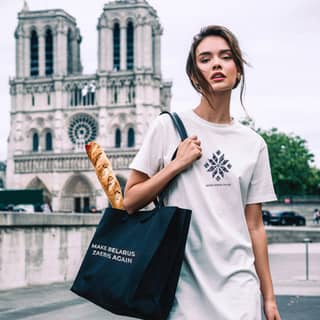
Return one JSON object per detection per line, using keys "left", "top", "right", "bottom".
{"left": 154, "top": 111, "right": 188, "bottom": 207}
{"left": 160, "top": 111, "right": 188, "bottom": 141}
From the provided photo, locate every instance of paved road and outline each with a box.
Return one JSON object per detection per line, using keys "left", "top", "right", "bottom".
{"left": 1, "top": 243, "right": 320, "bottom": 319}
{"left": 1, "top": 283, "right": 128, "bottom": 320}
{"left": 1, "top": 282, "right": 320, "bottom": 320}
{"left": 276, "top": 296, "right": 320, "bottom": 320}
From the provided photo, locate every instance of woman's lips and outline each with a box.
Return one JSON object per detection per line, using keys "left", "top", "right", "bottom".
{"left": 211, "top": 77, "right": 225, "bottom": 82}
{"left": 210, "top": 73, "right": 226, "bottom": 82}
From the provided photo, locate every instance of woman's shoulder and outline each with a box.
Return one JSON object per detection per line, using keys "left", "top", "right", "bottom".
{"left": 147, "top": 112, "right": 182, "bottom": 141}
{"left": 157, "top": 111, "right": 189, "bottom": 132}
{"left": 147, "top": 112, "right": 173, "bottom": 131}
{"left": 236, "top": 121, "right": 267, "bottom": 149}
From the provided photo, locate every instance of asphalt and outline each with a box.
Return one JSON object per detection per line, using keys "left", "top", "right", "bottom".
{"left": 1, "top": 242, "right": 320, "bottom": 320}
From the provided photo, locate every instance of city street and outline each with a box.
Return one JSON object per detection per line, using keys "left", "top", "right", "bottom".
{"left": 1, "top": 283, "right": 320, "bottom": 320}
{"left": 1, "top": 243, "right": 320, "bottom": 320}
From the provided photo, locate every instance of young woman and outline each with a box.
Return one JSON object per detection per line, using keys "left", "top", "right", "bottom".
{"left": 124, "top": 25, "right": 281, "bottom": 320}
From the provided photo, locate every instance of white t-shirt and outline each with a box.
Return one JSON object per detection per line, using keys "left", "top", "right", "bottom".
{"left": 129, "top": 109, "right": 277, "bottom": 320}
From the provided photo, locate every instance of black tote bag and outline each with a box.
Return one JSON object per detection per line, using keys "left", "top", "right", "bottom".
{"left": 71, "top": 112, "right": 191, "bottom": 320}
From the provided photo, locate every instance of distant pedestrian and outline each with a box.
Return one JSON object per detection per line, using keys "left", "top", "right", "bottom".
{"left": 313, "top": 209, "right": 320, "bottom": 224}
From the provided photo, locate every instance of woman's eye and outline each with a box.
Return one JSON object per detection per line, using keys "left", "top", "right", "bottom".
{"left": 222, "top": 56, "right": 232, "bottom": 60}
{"left": 199, "top": 58, "right": 210, "bottom": 63}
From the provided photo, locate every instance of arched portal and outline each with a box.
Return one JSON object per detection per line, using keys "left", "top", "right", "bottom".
{"left": 26, "top": 177, "right": 52, "bottom": 211}
{"left": 61, "top": 174, "right": 95, "bottom": 213}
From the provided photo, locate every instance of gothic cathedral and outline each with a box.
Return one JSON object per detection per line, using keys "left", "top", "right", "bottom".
{"left": 6, "top": 0, "right": 172, "bottom": 212}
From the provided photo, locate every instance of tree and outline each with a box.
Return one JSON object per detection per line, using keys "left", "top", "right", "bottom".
{"left": 306, "top": 167, "right": 320, "bottom": 195}
{"left": 257, "top": 128, "right": 317, "bottom": 196}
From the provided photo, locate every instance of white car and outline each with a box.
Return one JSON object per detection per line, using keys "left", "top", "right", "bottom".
{"left": 13, "top": 204, "right": 35, "bottom": 213}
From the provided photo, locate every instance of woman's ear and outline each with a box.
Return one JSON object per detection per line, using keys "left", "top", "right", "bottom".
{"left": 233, "top": 72, "right": 241, "bottom": 89}
{"left": 191, "top": 76, "right": 202, "bottom": 91}
{"left": 195, "top": 82, "right": 201, "bottom": 90}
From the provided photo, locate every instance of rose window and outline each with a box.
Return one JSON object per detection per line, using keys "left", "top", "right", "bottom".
{"left": 68, "top": 114, "right": 98, "bottom": 148}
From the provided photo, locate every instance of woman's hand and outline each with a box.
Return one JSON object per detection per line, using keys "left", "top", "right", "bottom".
{"left": 124, "top": 135, "right": 201, "bottom": 214}
{"left": 264, "top": 299, "right": 282, "bottom": 320}
{"left": 174, "top": 135, "right": 202, "bottom": 172}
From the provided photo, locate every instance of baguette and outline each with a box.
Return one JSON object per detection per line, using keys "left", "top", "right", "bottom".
{"left": 85, "top": 141, "right": 124, "bottom": 209}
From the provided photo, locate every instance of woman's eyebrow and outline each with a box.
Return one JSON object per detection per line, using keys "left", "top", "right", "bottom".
{"left": 198, "top": 49, "right": 232, "bottom": 57}
{"left": 220, "top": 49, "right": 232, "bottom": 54}
{"left": 198, "top": 51, "right": 212, "bottom": 57}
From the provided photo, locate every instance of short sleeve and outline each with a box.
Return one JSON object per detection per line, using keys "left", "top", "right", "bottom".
{"left": 246, "top": 142, "right": 277, "bottom": 204}
{"left": 129, "top": 117, "right": 165, "bottom": 177}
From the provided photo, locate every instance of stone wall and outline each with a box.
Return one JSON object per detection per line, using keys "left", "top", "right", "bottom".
{"left": 0, "top": 213, "right": 320, "bottom": 290}
{"left": 0, "top": 213, "right": 100, "bottom": 290}
{"left": 265, "top": 226, "right": 320, "bottom": 244}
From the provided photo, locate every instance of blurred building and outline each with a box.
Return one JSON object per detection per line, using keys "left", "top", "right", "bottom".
{"left": 6, "top": 0, "right": 171, "bottom": 212}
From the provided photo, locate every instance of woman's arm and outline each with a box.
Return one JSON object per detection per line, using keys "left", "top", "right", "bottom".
{"left": 245, "top": 203, "right": 281, "bottom": 320}
{"left": 124, "top": 135, "right": 202, "bottom": 214}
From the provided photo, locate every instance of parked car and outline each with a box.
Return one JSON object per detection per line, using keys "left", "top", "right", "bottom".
{"left": 12, "top": 204, "right": 35, "bottom": 213}
{"left": 0, "top": 204, "right": 14, "bottom": 211}
{"left": 262, "top": 210, "right": 272, "bottom": 225}
{"left": 268, "top": 211, "right": 306, "bottom": 226}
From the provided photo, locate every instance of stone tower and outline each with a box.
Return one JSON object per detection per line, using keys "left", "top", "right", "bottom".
{"left": 6, "top": 0, "right": 172, "bottom": 212}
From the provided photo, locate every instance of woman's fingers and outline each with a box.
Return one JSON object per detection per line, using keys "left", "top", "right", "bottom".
{"left": 189, "top": 135, "right": 201, "bottom": 145}
{"left": 175, "top": 135, "right": 202, "bottom": 170}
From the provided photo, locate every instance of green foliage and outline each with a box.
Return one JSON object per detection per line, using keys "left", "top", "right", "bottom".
{"left": 257, "top": 127, "right": 319, "bottom": 196}
{"left": 306, "top": 167, "right": 320, "bottom": 194}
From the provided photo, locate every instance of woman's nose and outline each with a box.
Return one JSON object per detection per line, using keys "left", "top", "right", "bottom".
{"left": 211, "top": 58, "right": 222, "bottom": 69}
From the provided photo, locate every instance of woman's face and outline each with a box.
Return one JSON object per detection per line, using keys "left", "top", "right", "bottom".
{"left": 195, "top": 35, "right": 238, "bottom": 93}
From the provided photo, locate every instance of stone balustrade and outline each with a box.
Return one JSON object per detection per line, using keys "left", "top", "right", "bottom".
{"left": 0, "top": 213, "right": 320, "bottom": 290}
{"left": 14, "top": 149, "right": 137, "bottom": 173}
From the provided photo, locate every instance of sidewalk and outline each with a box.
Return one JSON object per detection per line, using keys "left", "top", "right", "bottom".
{"left": 1, "top": 242, "right": 320, "bottom": 319}
{"left": 268, "top": 242, "right": 320, "bottom": 296}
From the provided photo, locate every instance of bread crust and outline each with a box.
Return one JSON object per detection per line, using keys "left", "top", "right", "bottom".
{"left": 86, "top": 141, "right": 124, "bottom": 209}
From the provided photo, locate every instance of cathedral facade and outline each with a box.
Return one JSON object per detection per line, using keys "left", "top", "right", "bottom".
{"left": 6, "top": 0, "right": 172, "bottom": 212}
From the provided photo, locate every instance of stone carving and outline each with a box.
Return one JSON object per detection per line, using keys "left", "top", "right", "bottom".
{"left": 68, "top": 113, "right": 98, "bottom": 147}
{"left": 14, "top": 151, "right": 137, "bottom": 173}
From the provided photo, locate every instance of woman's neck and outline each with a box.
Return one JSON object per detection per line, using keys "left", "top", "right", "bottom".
{"left": 194, "top": 92, "right": 232, "bottom": 124}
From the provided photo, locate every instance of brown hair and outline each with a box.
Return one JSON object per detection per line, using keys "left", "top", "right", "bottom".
{"left": 186, "top": 25, "right": 248, "bottom": 107}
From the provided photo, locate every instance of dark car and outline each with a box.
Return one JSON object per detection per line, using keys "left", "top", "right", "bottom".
{"left": 262, "top": 210, "right": 272, "bottom": 225}
{"left": 268, "top": 211, "right": 306, "bottom": 226}
{"left": 0, "top": 204, "right": 14, "bottom": 211}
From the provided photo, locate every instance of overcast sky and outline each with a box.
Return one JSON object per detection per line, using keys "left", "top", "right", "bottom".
{"left": 1, "top": 0, "right": 319, "bottom": 166}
